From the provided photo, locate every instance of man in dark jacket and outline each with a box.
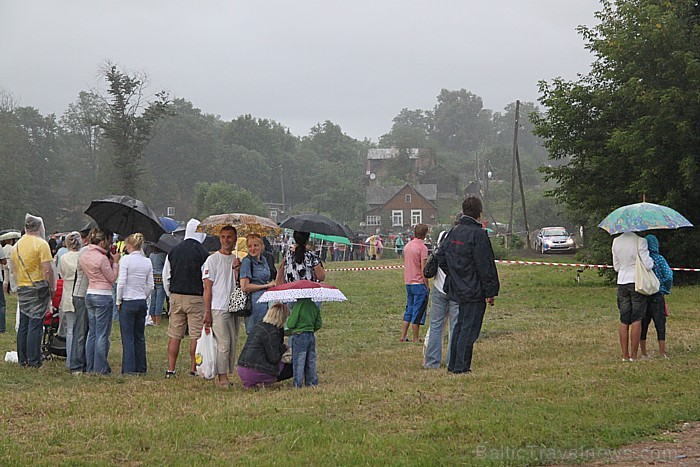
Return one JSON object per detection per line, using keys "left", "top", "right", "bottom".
{"left": 437, "top": 196, "right": 500, "bottom": 374}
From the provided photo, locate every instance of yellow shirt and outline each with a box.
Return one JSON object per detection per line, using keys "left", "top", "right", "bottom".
{"left": 11, "top": 235, "right": 52, "bottom": 287}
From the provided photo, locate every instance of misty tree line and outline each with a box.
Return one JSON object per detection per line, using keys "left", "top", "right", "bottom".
{"left": 0, "top": 64, "right": 557, "bottom": 233}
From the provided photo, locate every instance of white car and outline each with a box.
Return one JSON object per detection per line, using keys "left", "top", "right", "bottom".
{"left": 535, "top": 227, "right": 576, "bottom": 254}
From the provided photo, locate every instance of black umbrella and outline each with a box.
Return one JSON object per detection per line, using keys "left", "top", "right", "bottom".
{"left": 279, "top": 214, "right": 350, "bottom": 238}
{"left": 153, "top": 233, "right": 182, "bottom": 254}
{"left": 85, "top": 195, "right": 165, "bottom": 243}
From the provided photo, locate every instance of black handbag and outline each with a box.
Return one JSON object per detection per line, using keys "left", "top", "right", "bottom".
{"left": 423, "top": 229, "right": 450, "bottom": 279}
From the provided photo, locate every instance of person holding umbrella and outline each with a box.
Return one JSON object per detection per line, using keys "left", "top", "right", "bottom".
{"left": 239, "top": 233, "right": 275, "bottom": 334}
{"left": 79, "top": 228, "right": 119, "bottom": 374}
{"left": 276, "top": 231, "right": 326, "bottom": 285}
{"left": 612, "top": 232, "right": 654, "bottom": 362}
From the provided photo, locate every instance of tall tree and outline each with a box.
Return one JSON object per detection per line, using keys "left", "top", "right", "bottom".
{"left": 534, "top": 0, "right": 700, "bottom": 269}
{"left": 194, "top": 181, "right": 267, "bottom": 218}
{"left": 100, "top": 64, "right": 172, "bottom": 197}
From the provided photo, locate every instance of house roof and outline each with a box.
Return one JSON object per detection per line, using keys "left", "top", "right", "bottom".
{"left": 366, "top": 183, "right": 437, "bottom": 205}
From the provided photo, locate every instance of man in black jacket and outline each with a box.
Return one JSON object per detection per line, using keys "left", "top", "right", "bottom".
{"left": 437, "top": 196, "right": 500, "bottom": 374}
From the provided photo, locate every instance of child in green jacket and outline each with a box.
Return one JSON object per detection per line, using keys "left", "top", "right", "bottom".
{"left": 285, "top": 298, "right": 322, "bottom": 387}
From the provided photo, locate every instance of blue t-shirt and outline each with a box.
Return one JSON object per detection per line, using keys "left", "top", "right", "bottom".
{"left": 240, "top": 254, "right": 271, "bottom": 285}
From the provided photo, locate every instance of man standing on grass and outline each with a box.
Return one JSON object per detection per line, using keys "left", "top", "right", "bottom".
{"left": 438, "top": 197, "right": 499, "bottom": 374}
{"left": 400, "top": 223, "right": 430, "bottom": 343}
{"left": 202, "top": 225, "right": 241, "bottom": 388}
{"left": 163, "top": 219, "right": 210, "bottom": 378}
{"left": 11, "top": 214, "right": 55, "bottom": 368}
{"left": 612, "top": 231, "right": 653, "bottom": 362}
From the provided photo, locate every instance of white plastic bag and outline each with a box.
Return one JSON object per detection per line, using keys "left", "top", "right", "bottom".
{"left": 195, "top": 329, "right": 217, "bottom": 379}
{"left": 5, "top": 351, "right": 18, "bottom": 363}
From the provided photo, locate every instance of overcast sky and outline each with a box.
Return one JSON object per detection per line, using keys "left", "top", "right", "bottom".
{"left": 0, "top": 0, "right": 600, "bottom": 141}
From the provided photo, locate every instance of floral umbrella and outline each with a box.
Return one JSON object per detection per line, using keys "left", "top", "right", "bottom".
{"left": 197, "top": 213, "right": 281, "bottom": 237}
{"left": 257, "top": 279, "right": 347, "bottom": 303}
{"left": 598, "top": 202, "right": 693, "bottom": 235}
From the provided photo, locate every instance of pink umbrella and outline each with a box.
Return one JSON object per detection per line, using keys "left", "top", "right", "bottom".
{"left": 257, "top": 280, "right": 347, "bottom": 303}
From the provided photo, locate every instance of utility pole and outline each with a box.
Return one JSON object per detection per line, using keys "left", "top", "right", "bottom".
{"left": 507, "top": 104, "right": 517, "bottom": 249}
{"left": 507, "top": 100, "right": 531, "bottom": 249}
{"left": 279, "top": 164, "right": 285, "bottom": 212}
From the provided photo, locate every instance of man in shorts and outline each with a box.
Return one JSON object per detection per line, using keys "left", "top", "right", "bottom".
{"left": 612, "top": 231, "right": 654, "bottom": 361}
{"left": 163, "top": 219, "right": 210, "bottom": 377}
{"left": 400, "top": 224, "right": 429, "bottom": 343}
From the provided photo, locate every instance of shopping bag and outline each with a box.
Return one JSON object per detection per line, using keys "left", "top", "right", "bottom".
{"left": 635, "top": 241, "right": 660, "bottom": 296}
{"left": 195, "top": 329, "right": 217, "bottom": 379}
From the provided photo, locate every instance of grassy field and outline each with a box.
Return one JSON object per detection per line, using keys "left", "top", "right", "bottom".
{"left": 0, "top": 260, "right": 698, "bottom": 465}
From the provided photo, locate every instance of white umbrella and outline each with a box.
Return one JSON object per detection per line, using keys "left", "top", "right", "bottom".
{"left": 257, "top": 280, "right": 347, "bottom": 303}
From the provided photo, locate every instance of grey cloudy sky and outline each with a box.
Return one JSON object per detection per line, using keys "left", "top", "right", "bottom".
{"left": 0, "top": 0, "right": 600, "bottom": 141}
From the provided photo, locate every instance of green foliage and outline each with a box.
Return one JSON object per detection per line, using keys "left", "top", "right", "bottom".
{"left": 533, "top": 0, "right": 700, "bottom": 269}
{"left": 100, "top": 64, "right": 173, "bottom": 197}
{"left": 194, "top": 181, "right": 267, "bottom": 218}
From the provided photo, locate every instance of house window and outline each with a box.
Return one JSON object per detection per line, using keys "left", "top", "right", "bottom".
{"left": 411, "top": 209, "right": 422, "bottom": 225}
{"left": 405, "top": 194, "right": 412, "bottom": 203}
{"left": 366, "top": 215, "right": 381, "bottom": 226}
{"left": 392, "top": 210, "right": 403, "bottom": 226}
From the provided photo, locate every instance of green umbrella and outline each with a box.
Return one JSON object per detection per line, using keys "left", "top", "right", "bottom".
{"left": 310, "top": 232, "right": 351, "bottom": 245}
{"left": 598, "top": 202, "right": 693, "bottom": 235}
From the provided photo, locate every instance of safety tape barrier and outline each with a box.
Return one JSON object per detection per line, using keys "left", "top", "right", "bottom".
{"left": 325, "top": 261, "right": 700, "bottom": 272}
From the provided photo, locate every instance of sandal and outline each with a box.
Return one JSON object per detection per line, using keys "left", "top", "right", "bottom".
{"left": 399, "top": 338, "right": 410, "bottom": 342}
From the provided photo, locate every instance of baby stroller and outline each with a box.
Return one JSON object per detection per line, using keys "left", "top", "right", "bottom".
{"left": 42, "top": 279, "right": 66, "bottom": 361}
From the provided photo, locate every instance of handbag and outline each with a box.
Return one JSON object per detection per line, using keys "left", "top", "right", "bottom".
{"left": 227, "top": 265, "right": 252, "bottom": 317}
{"left": 423, "top": 229, "right": 450, "bottom": 279}
{"left": 635, "top": 238, "right": 660, "bottom": 296}
{"left": 423, "top": 253, "right": 438, "bottom": 279}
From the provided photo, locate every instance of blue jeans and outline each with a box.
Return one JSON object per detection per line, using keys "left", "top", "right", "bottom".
{"left": 63, "top": 312, "right": 77, "bottom": 369}
{"left": 290, "top": 332, "right": 318, "bottom": 388}
{"left": 148, "top": 284, "right": 166, "bottom": 316}
{"left": 424, "top": 286, "right": 459, "bottom": 368}
{"left": 111, "top": 283, "right": 119, "bottom": 321}
{"left": 86, "top": 294, "right": 113, "bottom": 374}
{"left": 448, "top": 301, "right": 487, "bottom": 373}
{"left": 119, "top": 299, "right": 147, "bottom": 374}
{"left": 245, "top": 291, "right": 268, "bottom": 335}
{"left": 0, "top": 280, "right": 5, "bottom": 333}
{"left": 70, "top": 296, "right": 89, "bottom": 372}
{"left": 17, "top": 313, "right": 43, "bottom": 367}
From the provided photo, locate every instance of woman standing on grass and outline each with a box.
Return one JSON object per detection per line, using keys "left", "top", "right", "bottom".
{"left": 80, "top": 228, "right": 119, "bottom": 374}
{"left": 116, "top": 233, "right": 154, "bottom": 374}
{"left": 58, "top": 231, "right": 83, "bottom": 368}
{"left": 239, "top": 233, "right": 275, "bottom": 334}
{"left": 148, "top": 245, "right": 166, "bottom": 326}
{"left": 276, "top": 231, "right": 325, "bottom": 285}
{"left": 640, "top": 234, "right": 672, "bottom": 359}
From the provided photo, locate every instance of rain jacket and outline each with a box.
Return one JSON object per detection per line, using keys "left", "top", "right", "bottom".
{"left": 645, "top": 235, "right": 673, "bottom": 295}
{"left": 436, "top": 215, "right": 500, "bottom": 303}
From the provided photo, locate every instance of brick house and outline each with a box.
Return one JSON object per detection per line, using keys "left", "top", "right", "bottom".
{"left": 365, "top": 183, "right": 438, "bottom": 235}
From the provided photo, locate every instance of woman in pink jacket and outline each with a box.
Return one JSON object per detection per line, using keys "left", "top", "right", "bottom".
{"left": 79, "top": 228, "right": 119, "bottom": 374}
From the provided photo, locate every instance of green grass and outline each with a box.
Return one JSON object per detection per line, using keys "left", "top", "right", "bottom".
{"left": 0, "top": 261, "right": 698, "bottom": 465}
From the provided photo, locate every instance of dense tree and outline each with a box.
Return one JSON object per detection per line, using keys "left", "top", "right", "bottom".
{"left": 100, "top": 64, "right": 173, "bottom": 197}
{"left": 533, "top": 0, "right": 700, "bottom": 269}
{"left": 194, "top": 181, "right": 267, "bottom": 218}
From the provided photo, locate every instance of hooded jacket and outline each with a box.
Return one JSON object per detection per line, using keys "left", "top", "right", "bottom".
{"left": 645, "top": 235, "right": 673, "bottom": 295}
{"left": 436, "top": 215, "right": 500, "bottom": 303}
